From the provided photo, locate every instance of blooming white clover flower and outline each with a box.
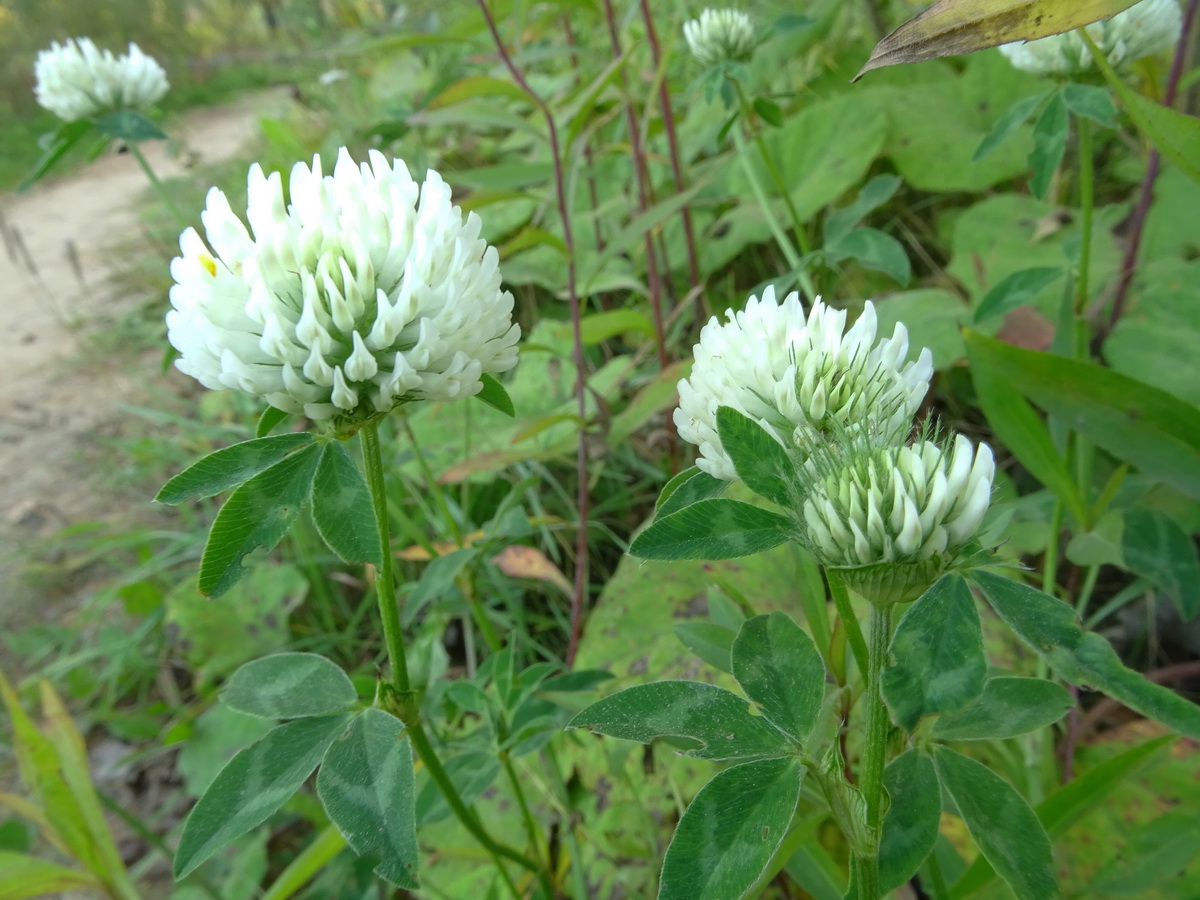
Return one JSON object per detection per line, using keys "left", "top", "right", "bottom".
{"left": 34, "top": 37, "right": 169, "bottom": 122}
{"left": 999, "top": 0, "right": 1181, "bottom": 75}
{"left": 674, "top": 287, "right": 933, "bottom": 481}
{"left": 683, "top": 8, "right": 757, "bottom": 67}
{"left": 167, "top": 148, "right": 520, "bottom": 432}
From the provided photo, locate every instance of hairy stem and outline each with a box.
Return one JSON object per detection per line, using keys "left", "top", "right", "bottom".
{"left": 852, "top": 602, "right": 895, "bottom": 900}
{"left": 360, "top": 423, "right": 547, "bottom": 898}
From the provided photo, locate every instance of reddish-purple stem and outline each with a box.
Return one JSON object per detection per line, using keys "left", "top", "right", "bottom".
{"left": 599, "top": 0, "right": 670, "bottom": 373}
{"left": 640, "top": 0, "right": 701, "bottom": 301}
{"left": 561, "top": 17, "right": 607, "bottom": 259}
{"left": 1100, "top": 0, "right": 1199, "bottom": 343}
{"left": 475, "top": 1, "right": 591, "bottom": 667}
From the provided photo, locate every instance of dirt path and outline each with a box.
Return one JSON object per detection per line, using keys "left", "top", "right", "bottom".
{"left": 0, "top": 87, "right": 292, "bottom": 607}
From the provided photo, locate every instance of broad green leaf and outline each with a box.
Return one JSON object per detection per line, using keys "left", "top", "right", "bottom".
{"left": 674, "top": 622, "right": 736, "bottom": 675}
{"left": 968, "top": 341, "right": 1086, "bottom": 524}
{"left": 974, "top": 89, "right": 1054, "bottom": 161}
{"left": 973, "top": 570, "right": 1200, "bottom": 737}
{"left": 199, "top": 444, "right": 322, "bottom": 597}
{"left": 874, "top": 289, "right": 970, "bottom": 370}
{"left": 715, "top": 407, "right": 797, "bottom": 509}
{"left": 316, "top": 709, "right": 419, "bottom": 889}
{"left": 824, "top": 174, "right": 903, "bottom": 244}
{"left": 1028, "top": 93, "right": 1069, "bottom": 200}
{"left": 967, "top": 330, "right": 1200, "bottom": 501}
{"left": 880, "top": 750, "right": 940, "bottom": 892}
{"left": 156, "top": 434, "right": 315, "bottom": 504}
{"left": 579, "top": 309, "right": 657, "bottom": 345}
{"left": 932, "top": 676, "right": 1073, "bottom": 740}
{"left": 221, "top": 653, "right": 358, "bottom": 720}
{"left": 19, "top": 120, "right": 94, "bottom": 191}
{"left": 934, "top": 747, "right": 1058, "bottom": 900}
{"left": 857, "top": 0, "right": 1141, "bottom": 76}
{"left": 974, "top": 267, "right": 1064, "bottom": 323}
{"left": 950, "top": 734, "right": 1175, "bottom": 896}
{"left": 311, "top": 443, "right": 381, "bottom": 566}
{"left": 174, "top": 714, "right": 351, "bottom": 878}
{"left": 1061, "top": 83, "right": 1117, "bottom": 127}
{"left": 882, "top": 576, "right": 987, "bottom": 731}
{"left": 1085, "top": 35, "right": 1200, "bottom": 184}
{"left": 656, "top": 468, "right": 727, "bottom": 518}
{"left": 630, "top": 499, "right": 793, "bottom": 560}
{"left": 94, "top": 109, "right": 166, "bottom": 141}
{"left": 731, "top": 612, "right": 826, "bottom": 745}
{"left": 567, "top": 681, "right": 793, "bottom": 761}
{"left": 256, "top": 406, "right": 290, "bottom": 438}
{"left": 474, "top": 373, "right": 515, "bottom": 417}
{"left": 827, "top": 227, "right": 911, "bottom": 285}
{"left": 0, "top": 851, "right": 98, "bottom": 897}
{"left": 1121, "top": 508, "right": 1200, "bottom": 620}
{"left": 753, "top": 96, "right": 784, "bottom": 127}
{"left": 658, "top": 758, "right": 804, "bottom": 900}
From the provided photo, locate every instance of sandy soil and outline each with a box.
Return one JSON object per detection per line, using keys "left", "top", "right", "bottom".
{"left": 0, "top": 88, "right": 292, "bottom": 614}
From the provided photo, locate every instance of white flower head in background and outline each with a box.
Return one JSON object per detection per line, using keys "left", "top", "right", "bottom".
{"left": 34, "top": 37, "right": 169, "bottom": 122}
{"left": 683, "top": 8, "right": 757, "bottom": 67}
{"left": 802, "top": 433, "right": 995, "bottom": 603}
{"left": 167, "top": 148, "right": 520, "bottom": 433}
{"left": 999, "top": 0, "right": 1182, "bottom": 75}
{"left": 674, "top": 287, "right": 934, "bottom": 481}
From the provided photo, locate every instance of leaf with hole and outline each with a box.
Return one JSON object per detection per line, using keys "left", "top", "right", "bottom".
{"left": 731, "top": 612, "right": 826, "bottom": 746}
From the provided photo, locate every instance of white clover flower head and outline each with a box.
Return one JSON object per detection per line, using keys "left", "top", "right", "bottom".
{"left": 802, "top": 433, "right": 995, "bottom": 603}
{"left": 167, "top": 148, "right": 520, "bottom": 434}
{"left": 34, "top": 37, "right": 169, "bottom": 122}
{"left": 999, "top": 0, "right": 1181, "bottom": 75}
{"left": 674, "top": 286, "right": 933, "bottom": 482}
{"left": 683, "top": 8, "right": 757, "bottom": 67}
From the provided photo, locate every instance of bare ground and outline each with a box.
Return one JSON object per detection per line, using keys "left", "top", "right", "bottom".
{"left": 0, "top": 88, "right": 292, "bottom": 634}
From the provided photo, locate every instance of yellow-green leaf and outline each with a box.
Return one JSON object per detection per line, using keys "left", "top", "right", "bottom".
{"left": 857, "top": 0, "right": 1140, "bottom": 78}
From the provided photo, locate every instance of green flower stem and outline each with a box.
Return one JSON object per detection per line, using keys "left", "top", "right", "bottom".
{"left": 731, "top": 82, "right": 810, "bottom": 250}
{"left": 126, "top": 141, "right": 187, "bottom": 230}
{"left": 359, "top": 423, "right": 550, "bottom": 900}
{"left": 729, "top": 126, "right": 816, "bottom": 301}
{"left": 853, "top": 602, "right": 895, "bottom": 900}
